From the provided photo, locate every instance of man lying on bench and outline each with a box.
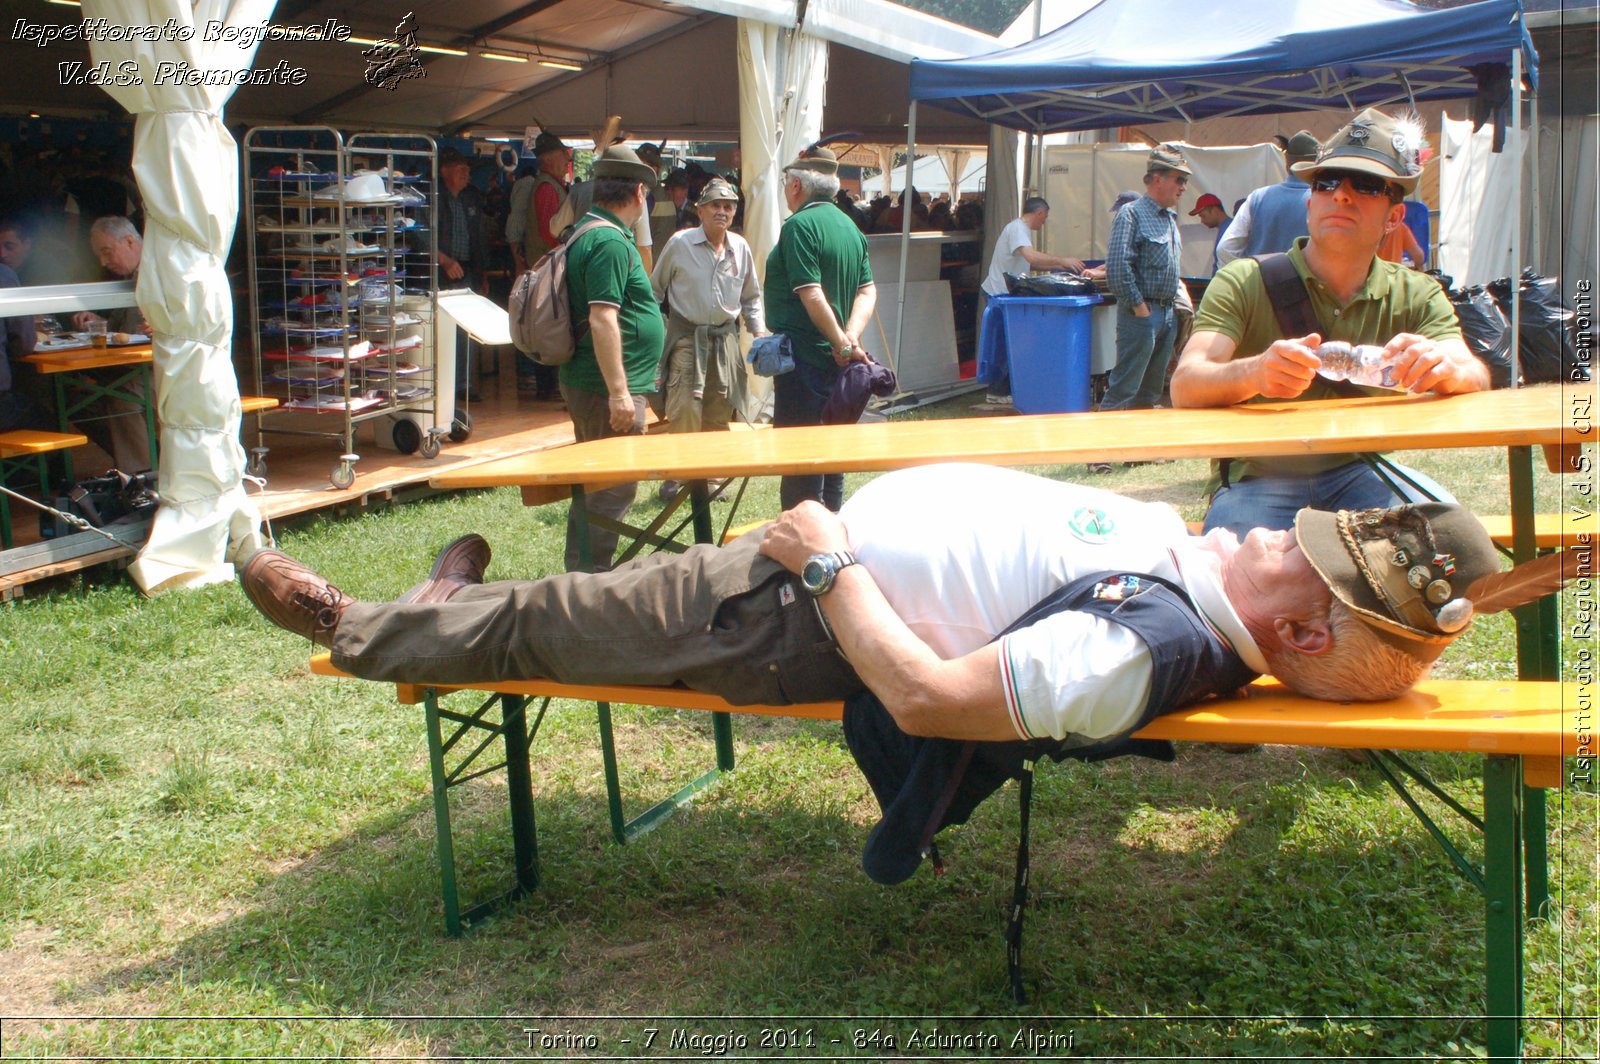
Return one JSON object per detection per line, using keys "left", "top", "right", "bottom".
{"left": 241, "top": 463, "right": 1557, "bottom": 746}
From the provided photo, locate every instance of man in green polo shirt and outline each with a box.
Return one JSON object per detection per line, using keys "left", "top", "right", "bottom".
{"left": 764, "top": 146, "right": 875, "bottom": 511}
{"left": 561, "top": 145, "right": 666, "bottom": 572}
{"left": 1171, "top": 108, "right": 1488, "bottom": 535}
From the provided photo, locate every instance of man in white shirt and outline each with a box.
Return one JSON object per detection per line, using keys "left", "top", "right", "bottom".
{"left": 243, "top": 464, "right": 1507, "bottom": 745}
{"left": 978, "top": 197, "right": 1084, "bottom": 405}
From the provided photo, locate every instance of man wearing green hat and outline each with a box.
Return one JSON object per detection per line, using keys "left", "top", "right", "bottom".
{"left": 764, "top": 147, "right": 876, "bottom": 511}
{"left": 1102, "top": 145, "right": 1191, "bottom": 416}
{"left": 1172, "top": 108, "right": 1489, "bottom": 537}
{"left": 559, "top": 145, "right": 666, "bottom": 572}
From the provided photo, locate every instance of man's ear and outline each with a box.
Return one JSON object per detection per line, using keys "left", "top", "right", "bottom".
{"left": 1273, "top": 616, "right": 1333, "bottom": 656}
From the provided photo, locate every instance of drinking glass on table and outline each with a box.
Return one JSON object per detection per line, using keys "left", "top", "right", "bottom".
{"left": 88, "top": 319, "right": 108, "bottom": 350}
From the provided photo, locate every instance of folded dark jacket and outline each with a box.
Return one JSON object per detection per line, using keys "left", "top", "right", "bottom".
{"left": 821, "top": 356, "right": 897, "bottom": 425}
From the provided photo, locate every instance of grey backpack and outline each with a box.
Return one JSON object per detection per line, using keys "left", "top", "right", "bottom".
{"left": 508, "top": 217, "right": 614, "bottom": 364}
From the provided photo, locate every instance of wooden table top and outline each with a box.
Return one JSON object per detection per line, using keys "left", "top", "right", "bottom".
{"left": 431, "top": 385, "right": 1578, "bottom": 498}
{"left": 25, "top": 342, "right": 154, "bottom": 374}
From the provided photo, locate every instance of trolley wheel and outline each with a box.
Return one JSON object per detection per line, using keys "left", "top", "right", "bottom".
{"left": 331, "top": 454, "right": 358, "bottom": 490}
{"left": 419, "top": 432, "right": 442, "bottom": 460}
{"left": 391, "top": 417, "right": 422, "bottom": 455}
{"left": 449, "top": 409, "right": 473, "bottom": 443}
{"left": 246, "top": 448, "right": 268, "bottom": 479}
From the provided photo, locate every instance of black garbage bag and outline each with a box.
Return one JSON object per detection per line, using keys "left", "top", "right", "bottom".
{"left": 1004, "top": 272, "right": 1096, "bottom": 297}
{"left": 1486, "top": 269, "right": 1586, "bottom": 384}
{"left": 1450, "top": 285, "right": 1513, "bottom": 387}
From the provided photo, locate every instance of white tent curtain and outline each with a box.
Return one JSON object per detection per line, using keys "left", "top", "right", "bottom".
{"left": 1437, "top": 114, "right": 1530, "bottom": 287}
{"left": 84, "top": 0, "right": 268, "bottom": 593}
{"left": 737, "top": 17, "right": 828, "bottom": 284}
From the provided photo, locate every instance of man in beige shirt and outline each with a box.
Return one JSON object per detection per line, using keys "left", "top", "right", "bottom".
{"left": 649, "top": 178, "right": 766, "bottom": 499}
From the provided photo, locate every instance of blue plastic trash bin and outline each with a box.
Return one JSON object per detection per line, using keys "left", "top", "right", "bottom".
{"left": 981, "top": 294, "right": 1100, "bottom": 414}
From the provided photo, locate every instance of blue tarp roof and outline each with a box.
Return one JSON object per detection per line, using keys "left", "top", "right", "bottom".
{"left": 909, "top": 0, "right": 1538, "bottom": 133}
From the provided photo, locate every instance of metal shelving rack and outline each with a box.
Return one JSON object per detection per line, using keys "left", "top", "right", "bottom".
{"left": 243, "top": 126, "right": 442, "bottom": 488}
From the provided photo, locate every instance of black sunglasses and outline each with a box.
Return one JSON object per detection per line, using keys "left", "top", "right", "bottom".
{"left": 1310, "top": 170, "right": 1397, "bottom": 199}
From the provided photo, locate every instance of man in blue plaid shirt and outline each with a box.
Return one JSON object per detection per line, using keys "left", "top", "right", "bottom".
{"left": 1103, "top": 146, "right": 1190, "bottom": 415}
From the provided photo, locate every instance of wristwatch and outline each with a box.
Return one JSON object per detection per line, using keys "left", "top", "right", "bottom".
{"left": 800, "top": 551, "right": 858, "bottom": 597}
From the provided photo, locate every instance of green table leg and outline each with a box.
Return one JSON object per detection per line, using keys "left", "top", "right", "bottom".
{"left": 1484, "top": 755, "right": 1525, "bottom": 1062}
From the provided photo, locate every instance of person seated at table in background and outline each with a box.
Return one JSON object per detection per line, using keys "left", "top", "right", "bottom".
{"left": 242, "top": 463, "right": 1546, "bottom": 768}
{"left": 649, "top": 177, "right": 767, "bottom": 501}
{"left": 1170, "top": 109, "right": 1488, "bottom": 537}
{"left": 978, "top": 196, "right": 1086, "bottom": 407}
{"left": 64, "top": 215, "right": 154, "bottom": 473}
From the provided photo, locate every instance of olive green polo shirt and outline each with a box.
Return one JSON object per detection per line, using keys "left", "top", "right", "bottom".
{"left": 560, "top": 207, "right": 665, "bottom": 396}
{"left": 1193, "top": 237, "right": 1461, "bottom": 487}
{"left": 764, "top": 197, "right": 873, "bottom": 369}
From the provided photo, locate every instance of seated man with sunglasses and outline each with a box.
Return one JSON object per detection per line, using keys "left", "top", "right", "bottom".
{"left": 1170, "top": 109, "right": 1487, "bottom": 536}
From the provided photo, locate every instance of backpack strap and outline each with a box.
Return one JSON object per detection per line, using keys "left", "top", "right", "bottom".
{"left": 1249, "top": 252, "right": 1368, "bottom": 400}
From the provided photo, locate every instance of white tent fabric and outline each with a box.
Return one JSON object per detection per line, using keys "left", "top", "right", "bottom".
{"left": 885, "top": 152, "right": 987, "bottom": 198}
{"left": 736, "top": 17, "right": 826, "bottom": 417}
{"left": 1437, "top": 114, "right": 1529, "bottom": 286}
{"left": 84, "top": 0, "right": 267, "bottom": 593}
{"left": 737, "top": 19, "right": 827, "bottom": 283}
{"left": 1039, "top": 141, "right": 1284, "bottom": 273}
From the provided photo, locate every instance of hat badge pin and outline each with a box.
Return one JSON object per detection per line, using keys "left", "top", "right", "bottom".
{"left": 1348, "top": 122, "right": 1372, "bottom": 144}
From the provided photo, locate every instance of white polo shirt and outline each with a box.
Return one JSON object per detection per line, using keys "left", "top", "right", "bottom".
{"left": 838, "top": 464, "right": 1264, "bottom": 741}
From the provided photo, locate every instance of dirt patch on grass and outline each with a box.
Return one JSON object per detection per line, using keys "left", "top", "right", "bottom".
{"left": 0, "top": 925, "right": 109, "bottom": 1032}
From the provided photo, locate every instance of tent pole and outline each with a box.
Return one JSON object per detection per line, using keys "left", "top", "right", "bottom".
{"left": 1528, "top": 86, "right": 1541, "bottom": 270}
{"left": 1510, "top": 49, "right": 1522, "bottom": 386}
{"left": 892, "top": 100, "right": 918, "bottom": 384}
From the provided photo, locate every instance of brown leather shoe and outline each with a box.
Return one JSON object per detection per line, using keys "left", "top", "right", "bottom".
{"left": 239, "top": 548, "right": 354, "bottom": 648}
{"left": 399, "top": 533, "right": 490, "bottom": 605}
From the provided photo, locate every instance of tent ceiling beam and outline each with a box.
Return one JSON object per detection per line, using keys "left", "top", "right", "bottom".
{"left": 446, "top": 11, "right": 722, "bottom": 133}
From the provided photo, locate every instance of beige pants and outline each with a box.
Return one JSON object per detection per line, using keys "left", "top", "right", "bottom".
{"left": 664, "top": 334, "right": 742, "bottom": 434}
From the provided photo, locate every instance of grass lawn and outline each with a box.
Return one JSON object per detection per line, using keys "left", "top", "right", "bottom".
{"left": 0, "top": 398, "right": 1594, "bottom": 1060}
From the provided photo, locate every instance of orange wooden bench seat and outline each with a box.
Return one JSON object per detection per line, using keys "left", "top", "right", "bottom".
{"left": 0, "top": 430, "right": 90, "bottom": 548}
{"left": 240, "top": 395, "right": 280, "bottom": 415}
{"left": 0, "top": 429, "right": 89, "bottom": 457}
{"left": 1184, "top": 514, "right": 1587, "bottom": 550}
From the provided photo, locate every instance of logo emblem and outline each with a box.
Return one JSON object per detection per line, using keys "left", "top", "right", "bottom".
{"left": 1347, "top": 121, "right": 1372, "bottom": 145}
{"left": 363, "top": 12, "right": 425, "bottom": 91}
{"left": 1067, "top": 506, "right": 1116, "bottom": 544}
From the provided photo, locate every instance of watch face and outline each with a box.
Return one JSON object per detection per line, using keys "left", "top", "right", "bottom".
{"left": 801, "top": 557, "right": 831, "bottom": 594}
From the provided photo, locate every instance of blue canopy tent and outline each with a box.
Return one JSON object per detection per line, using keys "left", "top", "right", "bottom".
{"left": 887, "top": 0, "right": 1538, "bottom": 383}
{"left": 907, "top": 0, "right": 1536, "bottom": 133}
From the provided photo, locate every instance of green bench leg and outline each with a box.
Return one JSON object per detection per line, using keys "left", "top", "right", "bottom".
{"left": 423, "top": 689, "right": 539, "bottom": 936}
{"left": 423, "top": 689, "right": 464, "bottom": 936}
{"left": 1484, "top": 755, "right": 1525, "bottom": 1062}
{"left": 597, "top": 698, "right": 724, "bottom": 845}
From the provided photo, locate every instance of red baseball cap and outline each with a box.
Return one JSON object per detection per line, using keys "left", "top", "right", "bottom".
{"left": 1187, "top": 193, "right": 1223, "bottom": 215}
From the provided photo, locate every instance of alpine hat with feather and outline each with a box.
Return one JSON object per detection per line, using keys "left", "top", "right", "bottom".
{"left": 1296, "top": 502, "right": 1578, "bottom": 663}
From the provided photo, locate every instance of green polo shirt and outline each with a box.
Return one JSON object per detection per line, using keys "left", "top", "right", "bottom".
{"left": 764, "top": 197, "right": 873, "bottom": 369}
{"left": 1193, "top": 237, "right": 1461, "bottom": 486}
{"left": 560, "top": 207, "right": 664, "bottom": 396}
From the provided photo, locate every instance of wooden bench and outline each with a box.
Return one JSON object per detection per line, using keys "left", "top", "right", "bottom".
{"left": 240, "top": 395, "right": 280, "bottom": 415}
{"left": 310, "top": 651, "right": 1572, "bottom": 1054}
{"left": 0, "top": 429, "right": 89, "bottom": 548}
